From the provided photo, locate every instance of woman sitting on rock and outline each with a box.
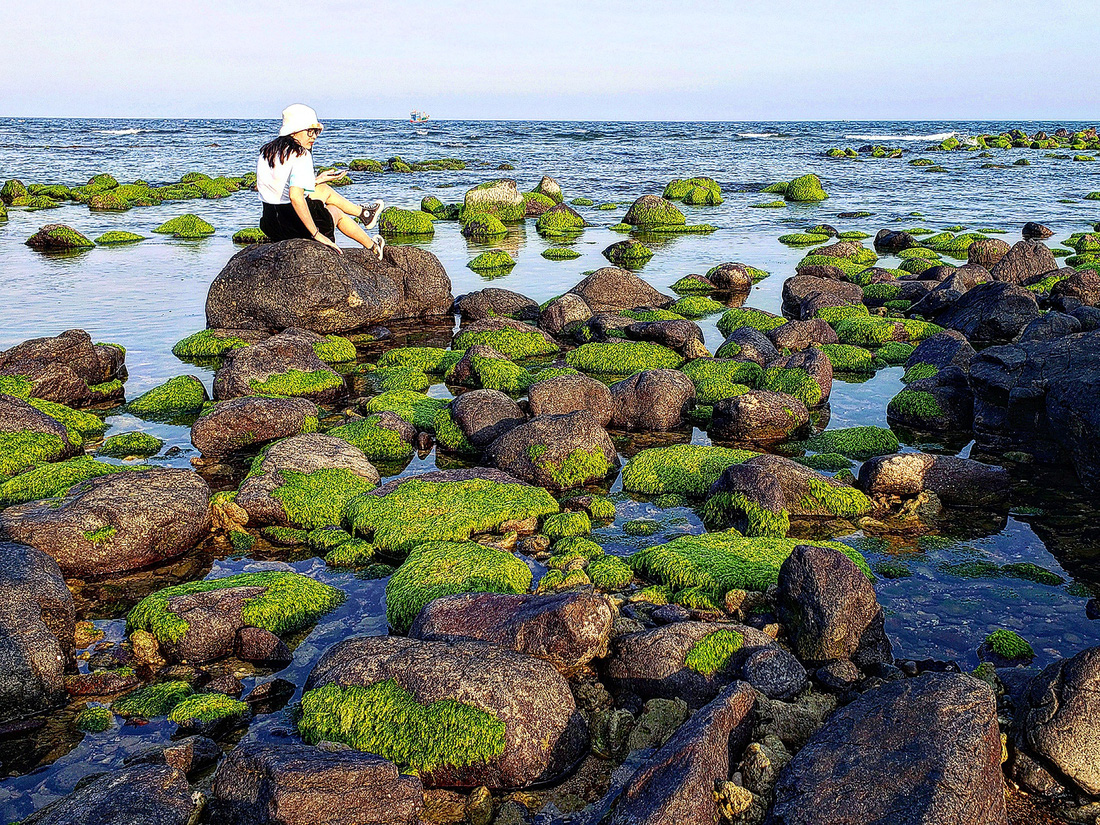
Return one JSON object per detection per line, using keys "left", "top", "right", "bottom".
{"left": 257, "top": 103, "right": 385, "bottom": 258}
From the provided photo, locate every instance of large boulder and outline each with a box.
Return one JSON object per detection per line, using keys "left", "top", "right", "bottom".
{"left": 527, "top": 374, "right": 615, "bottom": 427}
{"left": 0, "top": 394, "right": 83, "bottom": 477}
{"left": 301, "top": 635, "right": 588, "bottom": 788}
{"left": 874, "top": 229, "right": 918, "bottom": 254}
{"left": 450, "top": 389, "right": 525, "bottom": 447}
{"left": 539, "top": 293, "right": 593, "bottom": 336}
{"left": 1018, "top": 311, "right": 1082, "bottom": 343}
{"left": 236, "top": 434, "right": 379, "bottom": 528}
{"left": 0, "top": 329, "right": 125, "bottom": 407}
{"left": 205, "top": 239, "right": 453, "bottom": 333}
{"left": 1016, "top": 646, "right": 1100, "bottom": 797}
{"left": 409, "top": 591, "right": 614, "bottom": 676}
{"left": 710, "top": 390, "right": 810, "bottom": 445}
{"left": 968, "top": 238, "right": 1011, "bottom": 269}
{"left": 718, "top": 327, "right": 781, "bottom": 366}
{"left": 191, "top": 396, "right": 319, "bottom": 457}
{"left": 455, "top": 288, "right": 539, "bottom": 323}
{"left": 743, "top": 454, "right": 872, "bottom": 519}
{"left": 20, "top": 764, "right": 202, "bottom": 825}
{"left": 484, "top": 411, "right": 618, "bottom": 491}
{"left": 989, "top": 240, "right": 1058, "bottom": 285}
{"left": 0, "top": 543, "right": 75, "bottom": 731}
{"left": 767, "top": 320, "right": 838, "bottom": 351}
{"left": 904, "top": 330, "right": 976, "bottom": 376}
{"left": 970, "top": 330, "right": 1100, "bottom": 489}
{"left": 463, "top": 179, "right": 526, "bottom": 222}
{"left": 569, "top": 267, "right": 673, "bottom": 311}
{"left": 606, "top": 622, "right": 805, "bottom": 707}
{"left": 707, "top": 263, "right": 756, "bottom": 292}
{"left": 210, "top": 742, "right": 424, "bottom": 825}
{"left": 1051, "top": 269, "right": 1100, "bottom": 312}
{"left": 766, "top": 348, "right": 833, "bottom": 406}
{"left": 212, "top": 329, "right": 344, "bottom": 402}
{"left": 858, "top": 453, "right": 1010, "bottom": 507}
{"left": 766, "top": 673, "right": 1006, "bottom": 825}
{"left": 776, "top": 544, "right": 891, "bottom": 669}
{"left": 610, "top": 682, "right": 756, "bottom": 825}
{"left": 626, "top": 319, "right": 708, "bottom": 358}
{"left": 887, "top": 367, "right": 974, "bottom": 432}
{"left": 0, "top": 469, "right": 211, "bottom": 577}
{"left": 611, "top": 369, "right": 696, "bottom": 431}
{"left": 933, "top": 281, "right": 1041, "bottom": 346}
{"left": 782, "top": 276, "right": 863, "bottom": 314}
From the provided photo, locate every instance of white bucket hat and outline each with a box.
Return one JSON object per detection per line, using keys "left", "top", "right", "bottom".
{"left": 279, "top": 103, "right": 323, "bottom": 137}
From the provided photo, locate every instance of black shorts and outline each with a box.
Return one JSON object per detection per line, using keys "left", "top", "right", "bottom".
{"left": 260, "top": 199, "right": 336, "bottom": 242}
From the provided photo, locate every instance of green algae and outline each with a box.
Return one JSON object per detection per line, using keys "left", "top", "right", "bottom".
{"left": 621, "top": 444, "right": 758, "bottom": 498}
{"left": 378, "top": 207, "right": 435, "bottom": 237}
{"left": 793, "top": 452, "right": 852, "bottom": 472}
{"left": 299, "top": 679, "right": 507, "bottom": 773}
{"left": 452, "top": 326, "right": 558, "bottom": 360}
{"left": 152, "top": 214, "right": 215, "bottom": 238}
{"left": 533, "top": 446, "right": 613, "bottom": 490}
{"left": 887, "top": 389, "right": 945, "bottom": 423}
{"left": 385, "top": 540, "right": 533, "bottom": 631}
{"left": 669, "top": 296, "right": 724, "bottom": 318}
{"left": 467, "top": 249, "right": 516, "bottom": 273}
{"left": 542, "top": 511, "right": 591, "bottom": 540}
{"left": 623, "top": 518, "right": 660, "bottom": 536}
{"left": 250, "top": 369, "right": 343, "bottom": 398}
{"left": 701, "top": 493, "right": 791, "bottom": 538}
{"left": 629, "top": 531, "right": 870, "bottom": 594}
{"left": 984, "top": 629, "right": 1033, "bottom": 661}
{"left": 565, "top": 341, "right": 682, "bottom": 374}
{"left": 681, "top": 358, "right": 761, "bottom": 404}
{"left": 128, "top": 571, "right": 344, "bottom": 645}
{"left": 327, "top": 416, "right": 414, "bottom": 462}
{"left": 0, "top": 456, "right": 124, "bottom": 505}
{"left": 94, "top": 231, "right": 146, "bottom": 246}
{"left": 536, "top": 204, "right": 587, "bottom": 237}
{"left": 128, "top": 375, "right": 207, "bottom": 417}
{"left": 432, "top": 407, "right": 478, "bottom": 455}
{"left": 369, "top": 366, "right": 432, "bottom": 393}
{"left": 377, "top": 347, "right": 464, "bottom": 374}
{"left": 799, "top": 426, "right": 899, "bottom": 460}
{"left": 363, "top": 391, "right": 449, "bottom": 431}
{"left": 112, "top": 681, "right": 194, "bottom": 718}
{"left": 75, "top": 706, "right": 114, "bottom": 732}
{"left": 784, "top": 174, "right": 828, "bottom": 202}
{"left": 271, "top": 467, "right": 378, "bottom": 530}
{"left": 171, "top": 329, "right": 253, "bottom": 360}
{"left": 670, "top": 275, "right": 716, "bottom": 294}
{"left": 98, "top": 431, "right": 162, "bottom": 458}
{"left": 312, "top": 336, "right": 357, "bottom": 364}
{"left": 27, "top": 397, "right": 106, "bottom": 436}
{"left": 877, "top": 341, "right": 916, "bottom": 365}
{"left": 461, "top": 212, "right": 509, "bottom": 240}
{"left": 902, "top": 363, "right": 940, "bottom": 383}
{"left": 345, "top": 477, "right": 558, "bottom": 556}
{"left": 819, "top": 343, "right": 879, "bottom": 374}
{"left": 0, "top": 431, "right": 70, "bottom": 479}
{"left": 684, "top": 629, "right": 744, "bottom": 676}
{"left": 717, "top": 308, "right": 785, "bottom": 336}
{"left": 586, "top": 554, "right": 634, "bottom": 590}
{"left": 762, "top": 366, "right": 822, "bottom": 406}
{"left": 168, "top": 693, "right": 248, "bottom": 726}
{"left": 542, "top": 247, "right": 581, "bottom": 261}
{"left": 232, "top": 227, "right": 269, "bottom": 244}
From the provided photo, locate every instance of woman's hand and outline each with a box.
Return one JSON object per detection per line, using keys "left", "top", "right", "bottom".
{"left": 314, "top": 170, "right": 342, "bottom": 184}
{"left": 315, "top": 234, "right": 343, "bottom": 255}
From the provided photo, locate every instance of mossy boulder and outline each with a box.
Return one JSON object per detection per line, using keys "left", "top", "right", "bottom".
{"left": 602, "top": 239, "right": 653, "bottom": 269}
{"left": 349, "top": 158, "right": 384, "bottom": 172}
{"left": 784, "top": 174, "right": 829, "bottom": 202}
{"left": 212, "top": 329, "right": 344, "bottom": 403}
{"left": 24, "top": 224, "right": 95, "bottom": 252}
{"left": 744, "top": 453, "right": 872, "bottom": 518}
{"left": 301, "top": 634, "right": 587, "bottom": 787}
{"left": 484, "top": 411, "right": 618, "bottom": 491}
{"left": 127, "top": 570, "right": 343, "bottom": 663}
{"left": 88, "top": 190, "right": 131, "bottom": 211}
{"left": 536, "top": 203, "right": 587, "bottom": 238}
{"left": 681, "top": 358, "right": 762, "bottom": 404}
{"left": 127, "top": 375, "right": 208, "bottom": 418}
{"left": 0, "top": 330, "right": 127, "bottom": 408}
{"left": 531, "top": 175, "right": 564, "bottom": 204}
{"left": 153, "top": 214, "right": 215, "bottom": 238}
{"left": 566, "top": 341, "right": 682, "bottom": 374}
{"left": 463, "top": 179, "right": 526, "bottom": 223}
{"left": 94, "top": 231, "right": 146, "bottom": 246}
{"left": 344, "top": 468, "right": 558, "bottom": 556}
{"left": 171, "top": 328, "right": 266, "bottom": 361}
{"left": 542, "top": 247, "right": 581, "bottom": 261}
{"left": 798, "top": 426, "right": 898, "bottom": 460}
{"left": 327, "top": 412, "right": 416, "bottom": 463}
{"left": 236, "top": 434, "right": 379, "bottom": 529}
{"left": 190, "top": 395, "right": 319, "bottom": 458}
{"left": 452, "top": 317, "right": 559, "bottom": 360}
{"left": 378, "top": 207, "right": 435, "bottom": 238}
{"left": 232, "top": 227, "right": 269, "bottom": 244}
{"left": 523, "top": 191, "right": 556, "bottom": 217}
{"left": 623, "top": 195, "right": 686, "bottom": 229}
{"left": 98, "top": 431, "right": 162, "bottom": 458}
{"left": 1, "top": 179, "right": 29, "bottom": 204}
{"left": 621, "top": 445, "right": 758, "bottom": 497}
{"left": 0, "top": 456, "right": 123, "bottom": 506}
{"left": 664, "top": 177, "right": 723, "bottom": 205}
{"left": 363, "top": 390, "right": 449, "bottom": 431}
{"left": 461, "top": 211, "right": 509, "bottom": 240}
{"left": 467, "top": 249, "right": 516, "bottom": 274}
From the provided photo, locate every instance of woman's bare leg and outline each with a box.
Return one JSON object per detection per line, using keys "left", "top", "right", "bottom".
{"left": 308, "top": 190, "right": 379, "bottom": 251}
{"left": 313, "top": 183, "right": 364, "bottom": 218}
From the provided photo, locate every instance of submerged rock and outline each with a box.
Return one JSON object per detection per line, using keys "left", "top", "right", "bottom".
{"left": 858, "top": 453, "right": 1009, "bottom": 506}
{"left": 766, "top": 673, "right": 1006, "bottom": 825}
{"left": 205, "top": 239, "right": 453, "bottom": 333}
{"left": 301, "top": 635, "right": 588, "bottom": 788}
{"left": 0, "top": 469, "right": 211, "bottom": 577}
{"left": 20, "top": 764, "right": 201, "bottom": 825}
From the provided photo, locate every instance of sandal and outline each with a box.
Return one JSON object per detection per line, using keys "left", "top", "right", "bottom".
{"left": 359, "top": 199, "right": 384, "bottom": 230}
{"left": 372, "top": 235, "right": 385, "bottom": 261}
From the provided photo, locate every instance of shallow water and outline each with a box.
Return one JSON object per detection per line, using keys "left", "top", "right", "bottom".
{"left": 2, "top": 118, "right": 1100, "bottom": 818}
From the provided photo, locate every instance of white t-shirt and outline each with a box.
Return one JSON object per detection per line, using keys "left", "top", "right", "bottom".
{"left": 256, "top": 149, "right": 315, "bottom": 204}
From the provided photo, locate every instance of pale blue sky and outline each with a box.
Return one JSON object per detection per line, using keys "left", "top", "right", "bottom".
{"left": 7, "top": 0, "right": 1097, "bottom": 120}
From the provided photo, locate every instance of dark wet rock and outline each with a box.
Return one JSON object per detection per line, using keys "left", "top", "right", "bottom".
{"left": 873, "top": 229, "right": 918, "bottom": 254}
{"left": 743, "top": 454, "right": 869, "bottom": 519}
{"left": 932, "top": 281, "right": 1040, "bottom": 347}
{"left": 1022, "top": 222, "right": 1054, "bottom": 240}
{"left": 445, "top": 344, "right": 512, "bottom": 388}
{"left": 610, "top": 369, "right": 695, "bottom": 431}
{"left": 126, "top": 736, "right": 221, "bottom": 776}
{"left": 968, "top": 238, "right": 1011, "bottom": 269}
{"left": 782, "top": 276, "right": 863, "bottom": 313}
{"left": 236, "top": 627, "right": 293, "bottom": 666}
{"left": 409, "top": 591, "right": 614, "bottom": 676}
{"left": 970, "top": 330, "right": 1100, "bottom": 490}
{"left": 65, "top": 668, "right": 141, "bottom": 696}
{"left": 766, "top": 672, "right": 1005, "bottom": 825}
{"left": 707, "top": 263, "right": 755, "bottom": 291}
{"left": 767, "top": 348, "right": 833, "bottom": 405}
{"left": 626, "top": 319, "right": 708, "bottom": 358}
{"left": 776, "top": 544, "right": 892, "bottom": 669}
{"left": 1017, "top": 646, "right": 1100, "bottom": 796}
{"left": 1051, "top": 269, "right": 1100, "bottom": 311}
{"left": 767, "top": 320, "right": 838, "bottom": 351}
{"left": 450, "top": 389, "right": 525, "bottom": 447}
{"left": 0, "top": 329, "right": 124, "bottom": 407}
{"left": 191, "top": 396, "right": 319, "bottom": 457}
{"left": 205, "top": 238, "right": 453, "bottom": 333}
{"left": 1072, "top": 305, "right": 1100, "bottom": 331}
{"left": 650, "top": 604, "right": 692, "bottom": 625}
{"left": 1018, "top": 311, "right": 1082, "bottom": 343}
{"left": 887, "top": 367, "right": 974, "bottom": 432}
{"left": 706, "top": 463, "right": 788, "bottom": 523}
{"left": 904, "top": 330, "right": 976, "bottom": 375}
{"left": 213, "top": 328, "right": 344, "bottom": 402}
{"left": 741, "top": 646, "right": 812, "bottom": 701}
{"left": 21, "top": 764, "right": 201, "bottom": 825}
{"left": 569, "top": 267, "right": 673, "bottom": 312}
{"left": 455, "top": 288, "right": 539, "bottom": 323}
{"left": 710, "top": 390, "right": 810, "bottom": 444}
{"left": 795, "top": 264, "right": 847, "bottom": 281}
{"left": 858, "top": 453, "right": 1009, "bottom": 507}
{"left": 485, "top": 411, "right": 617, "bottom": 491}
{"left": 304, "top": 635, "right": 588, "bottom": 788}
{"left": 539, "top": 294, "right": 593, "bottom": 337}
{"left": 527, "top": 374, "right": 614, "bottom": 428}
{"left": 236, "top": 434, "right": 379, "bottom": 526}
{"left": 990, "top": 240, "right": 1058, "bottom": 285}
{"left": 1, "top": 469, "right": 211, "bottom": 577}
{"left": 211, "top": 741, "right": 424, "bottom": 825}
{"left": 204, "top": 673, "right": 244, "bottom": 698}
{"left": 610, "top": 682, "right": 755, "bottom": 825}
{"left": 909, "top": 266, "right": 991, "bottom": 318}
{"left": 0, "top": 543, "right": 74, "bottom": 731}
{"left": 719, "top": 327, "right": 781, "bottom": 366}
{"left": 815, "top": 659, "right": 861, "bottom": 693}
{"left": 606, "top": 621, "right": 803, "bottom": 707}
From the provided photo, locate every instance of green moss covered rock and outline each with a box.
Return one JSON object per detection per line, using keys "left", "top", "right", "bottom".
{"left": 602, "top": 239, "right": 653, "bottom": 268}
{"left": 468, "top": 249, "right": 516, "bottom": 273}
{"left": 536, "top": 203, "right": 587, "bottom": 238}
{"left": 461, "top": 211, "right": 509, "bottom": 240}
{"left": 621, "top": 444, "right": 758, "bottom": 497}
{"left": 452, "top": 320, "right": 559, "bottom": 360}
{"left": 784, "top": 174, "right": 828, "bottom": 202}
{"left": 171, "top": 329, "right": 256, "bottom": 360}
{"left": 379, "top": 207, "right": 435, "bottom": 238}
{"left": 328, "top": 414, "right": 415, "bottom": 462}
{"left": 0, "top": 456, "right": 124, "bottom": 506}
{"left": 463, "top": 179, "right": 526, "bottom": 223}
{"left": 98, "top": 431, "right": 163, "bottom": 458}
{"left": 363, "top": 390, "right": 448, "bottom": 431}
{"left": 542, "top": 247, "right": 581, "bottom": 261}
{"left": 565, "top": 341, "right": 682, "bottom": 374}
{"left": 24, "top": 224, "right": 95, "bottom": 252}
{"left": 127, "top": 375, "right": 208, "bottom": 418}
{"left": 94, "top": 231, "right": 146, "bottom": 246}
{"left": 232, "top": 227, "right": 269, "bottom": 244}
{"left": 153, "top": 214, "right": 215, "bottom": 238}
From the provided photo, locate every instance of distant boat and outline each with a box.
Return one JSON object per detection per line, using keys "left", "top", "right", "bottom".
{"left": 410, "top": 111, "right": 430, "bottom": 123}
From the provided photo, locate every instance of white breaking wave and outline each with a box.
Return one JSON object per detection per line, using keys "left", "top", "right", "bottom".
{"left": 98, "top": 128, "right": 145, "bottom": 135}
{"left": 737, "top": 132, "right": 781, "bottom": 138}
{"left": 845, "top": 131, "right": 958, "bottom": 142}
{"left": 415, "top": 129, "right": 428, "bottom": 135}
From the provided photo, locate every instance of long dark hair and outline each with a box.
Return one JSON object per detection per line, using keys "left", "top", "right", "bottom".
{"left": 260, "top": 135, "right": 306, "bottom": 168}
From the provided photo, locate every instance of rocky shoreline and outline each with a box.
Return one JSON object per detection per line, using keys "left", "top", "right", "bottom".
{"left": 2, "top": 170, "right": 1100, "bottom": 824}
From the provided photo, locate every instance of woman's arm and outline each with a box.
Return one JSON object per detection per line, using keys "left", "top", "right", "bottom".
{"left": 289, "top": 186, "right": 341, "bottom": 253}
